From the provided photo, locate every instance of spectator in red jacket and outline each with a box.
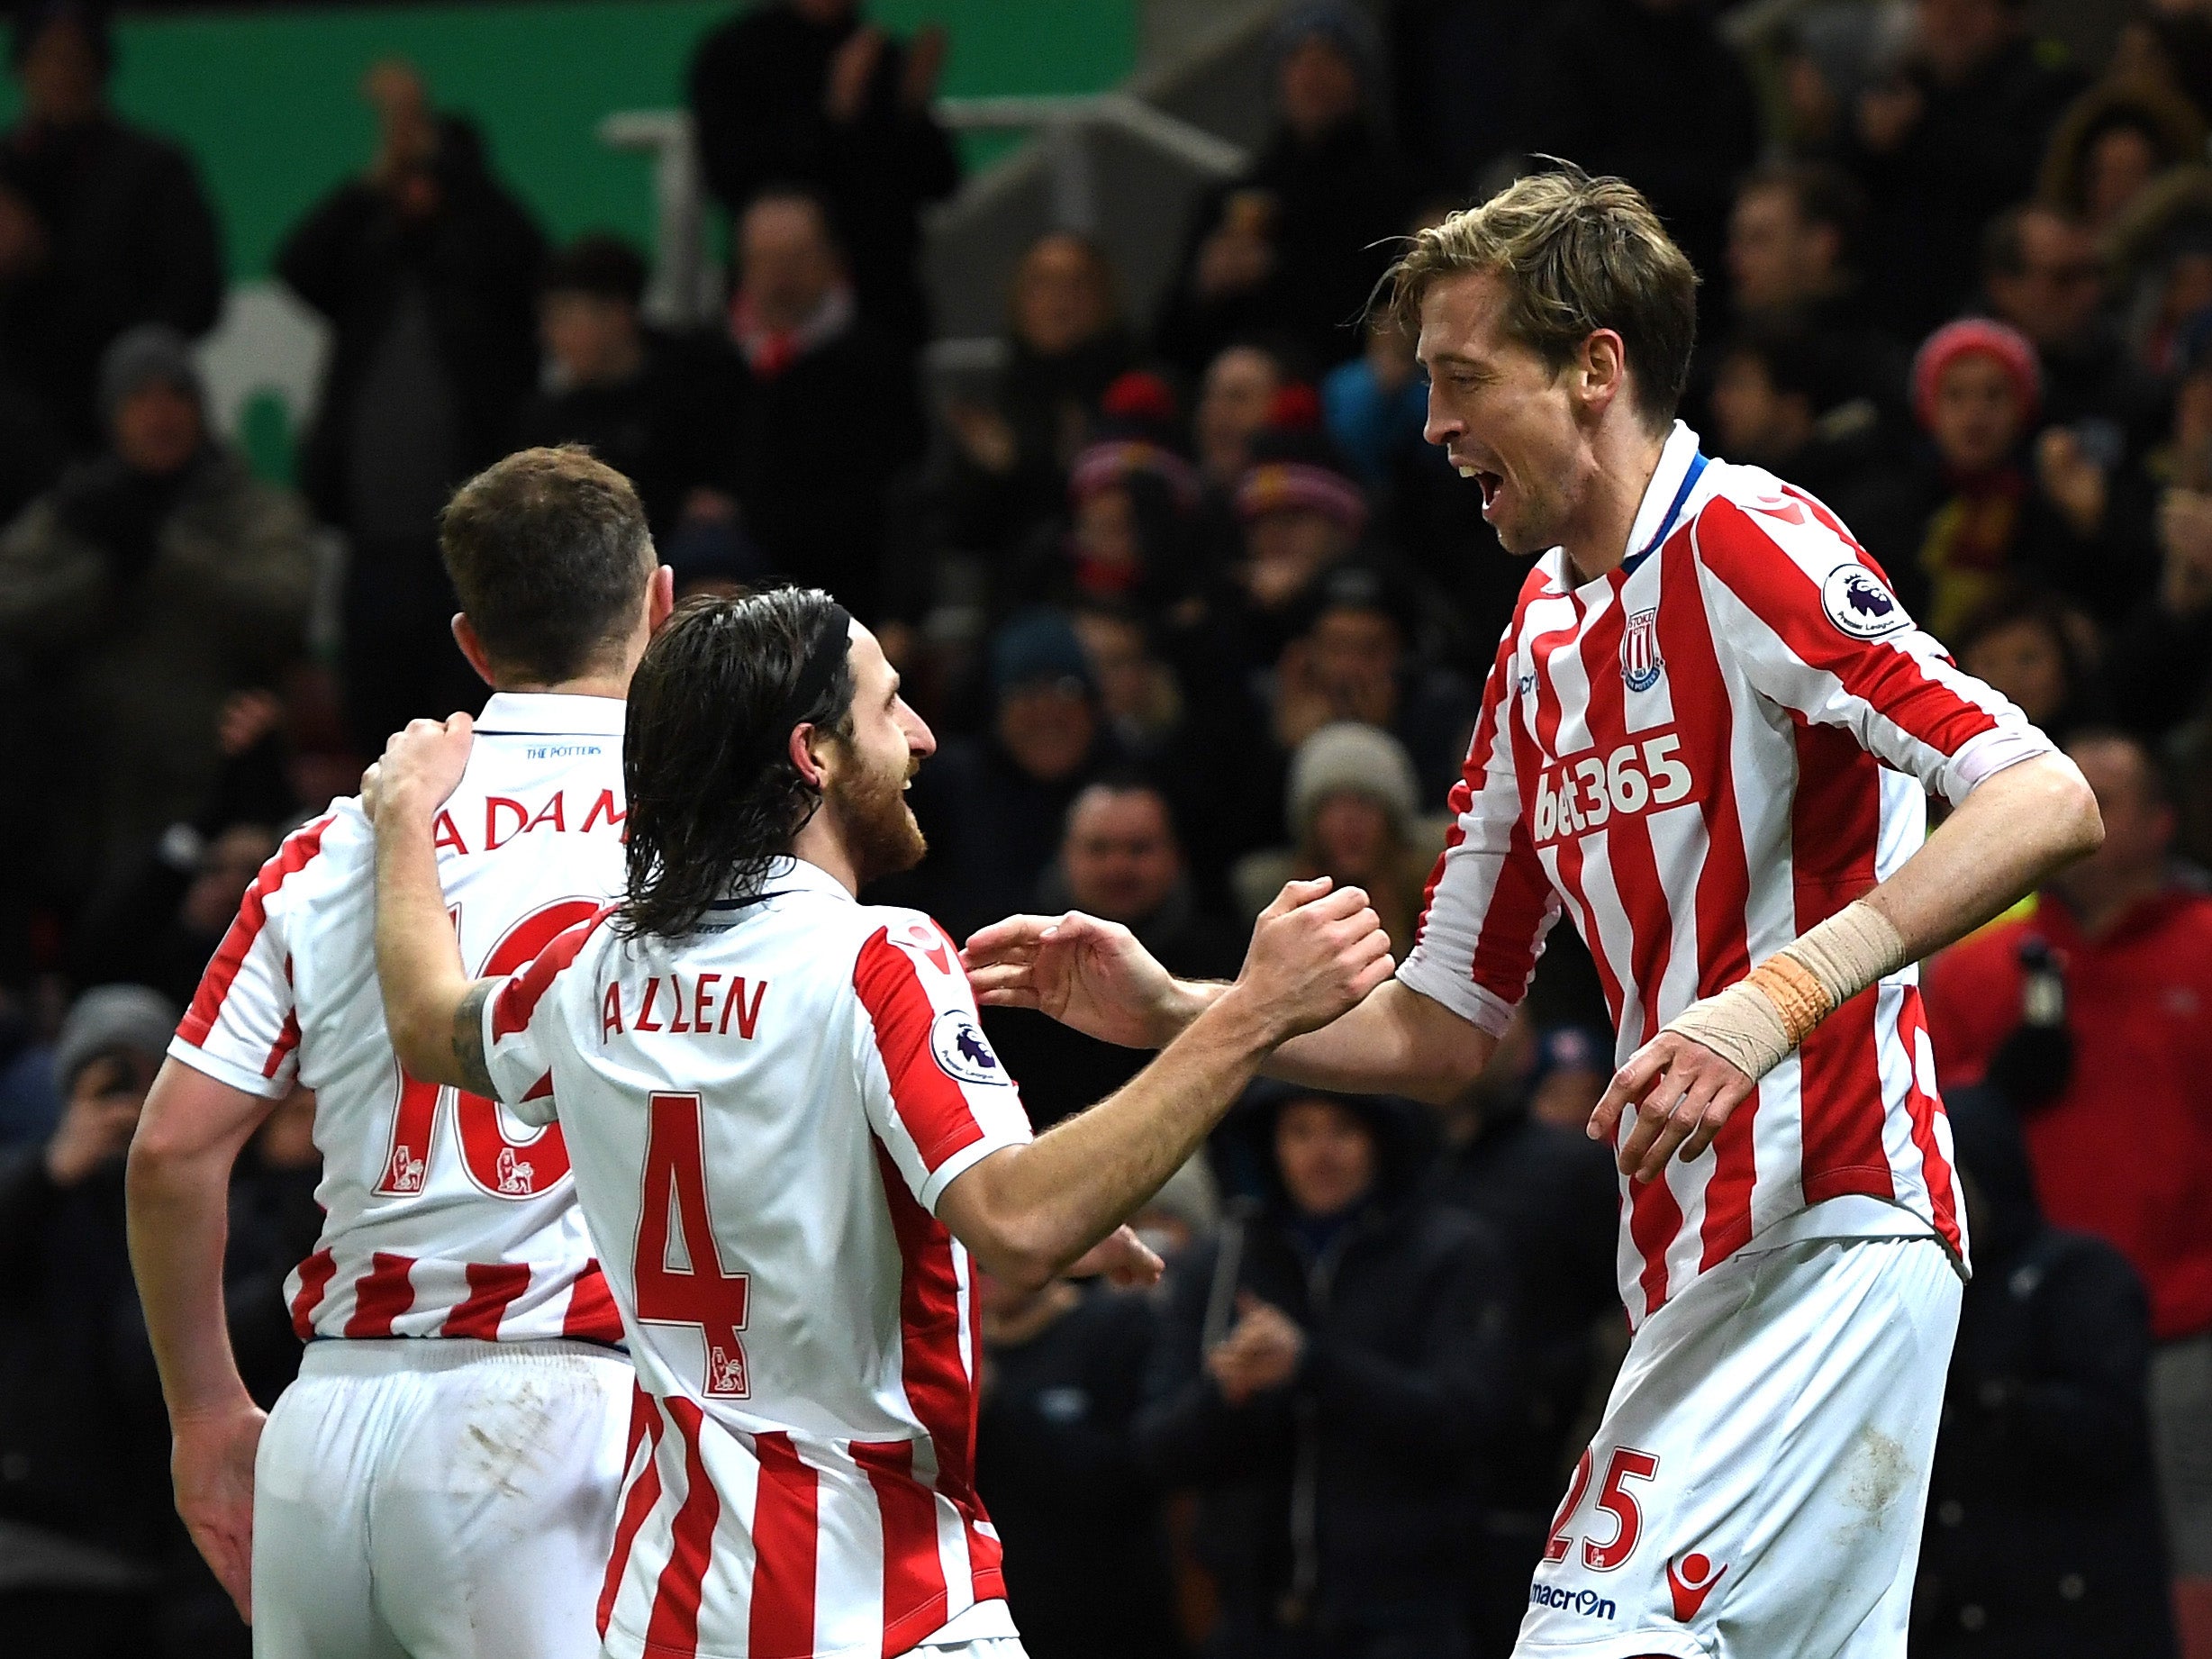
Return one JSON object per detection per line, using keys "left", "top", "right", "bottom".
{"left": 1924, "top": 728, "right": 2212, "bottom": 1656}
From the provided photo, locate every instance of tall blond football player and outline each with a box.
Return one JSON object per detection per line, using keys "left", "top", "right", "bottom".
{"left": 963, "top": 167, "right": 2104, "bottom": 1659}
{"left": 128, "top": 447, "right": 673, "bottom": 1657}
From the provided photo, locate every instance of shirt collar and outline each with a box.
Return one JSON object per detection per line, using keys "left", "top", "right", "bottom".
{"left": 715, "top": 856, "right": 857, "bottom": 909}
{"left": 1546, "top": 420, "right": 1706, "bottom": 595}
{"left": 472, "top": 691, "right": 627, "bottom": 737}
{"left": 1620, "top": 420, "right": 1705, "bottom": 571}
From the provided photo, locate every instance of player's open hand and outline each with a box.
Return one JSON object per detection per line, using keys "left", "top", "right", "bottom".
{"left": 1589, "top": 1029, "right": 1757, "bottom": 1183}
{"left": 172, "top": 1400, "right": 267, "bottom": 1622}
{"left": 1067, "top": 1224, "right": 1165, "bottom": 1288}
{"left": 962, "top": 911, "right": 1190, "bottom": 1048}
{"left": 1235, "top": 878, "right": 1394, "bottom": 1041}
{"left": 363, "top": 713, "right": 475, "bottom": 826}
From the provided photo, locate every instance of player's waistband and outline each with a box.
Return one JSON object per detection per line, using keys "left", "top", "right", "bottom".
{"left": 298, "top": 1336, "right": 632, "bottom": 1378}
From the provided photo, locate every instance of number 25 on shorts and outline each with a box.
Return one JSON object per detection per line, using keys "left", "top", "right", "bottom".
{"left": 1546, "top": 1445, "right": 1661, "bottom": 1572}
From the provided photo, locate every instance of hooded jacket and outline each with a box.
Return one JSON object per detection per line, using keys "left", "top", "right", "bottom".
{"left": 1134, "top": 1090, "right": 1516, "bottom": 1631}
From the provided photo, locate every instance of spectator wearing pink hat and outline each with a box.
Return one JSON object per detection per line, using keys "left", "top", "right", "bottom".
{"left": 1842, "top": 315, "right": 2122, "bottom": 641}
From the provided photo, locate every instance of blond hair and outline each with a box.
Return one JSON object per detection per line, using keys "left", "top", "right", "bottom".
{"left": 1377, "top": 163, "right": 1700, "bottom": 429}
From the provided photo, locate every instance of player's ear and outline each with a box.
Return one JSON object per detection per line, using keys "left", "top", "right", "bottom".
{"left": 451, "top": 613, "right": 497, "bottom": 688}
{"left": 1580, "top": 328, "right": 1627, "bottom": 414}
{"left": 789, "top": 722, "right": 830, "bottom": 789}
{"left": 645, "top": 564, "right": 675, "bottom": 635}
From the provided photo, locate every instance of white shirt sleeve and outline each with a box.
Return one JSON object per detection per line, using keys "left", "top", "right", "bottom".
{"left": 1397, "top": 633, "right": 1562, "bottom": 1036}
{"left": 851, "top": 913, "right": 1033, "bottom": 1215}
{"left": 166, "top": 814, "right": 342, "bottom": 1097}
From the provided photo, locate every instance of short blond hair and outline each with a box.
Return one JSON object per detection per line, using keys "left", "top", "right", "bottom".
{"left": 1378, "top": 163, "right": 1700, "bottom": 429}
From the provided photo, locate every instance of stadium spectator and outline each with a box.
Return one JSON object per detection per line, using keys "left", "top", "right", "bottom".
{"left": 1223, "top": 398, "right": 1372, "bottom": 667}
{"left": 0, "top": 326, "right": 313, "bottom": 912}
{"left": 1845, "top": 318, "right": 2125, "bottom": 639}
{"left": 70, "top": 822, "right": 276, "bottom": 1014}
{"left": 1925, "top": 730, "right": 2212, "bottom": 1656}
{"left": 2108, "top": 461, "right": 2212, "bottom": 739}
{"left": 1232, "top": 722, "right": 1437, "bottom": 957}
{"left": 276, "top": 59, "right": 546, "bottom": 754}
{"left": 1844, "top": 0, "right": 2085, "bottom": 337}
{"left": 727, "top": 188, "right": 920, "bottom": 622}
{"left": 1009, "top": 372, "right": 1201, "bottom": 615}
{"left": 1516, "top": 0, "right": 1761, "bottom": 323}
{"left": 1268, "top": 560, "right": 1476, "bottom": 803}
{"left": 1954, "top": 590, "right": 2103, "bottom": 741}
{"left": 1722, "top": 163, "right": 1907, "bottom": 416}
{"left": 0, "top": 1, "right": 222, "bottom": 453}
{"left": 896, "top": 608, "right": 1120, "bottom": 944}
{"left": 1705, "top": 325, "right": 1886, "bottom": 505}
{"left": 2037, "top": 73, "right": 2204, "bottom": 233}
{"left": 1193, "top": 340, "right": 1295, "bottom": 494}
{"left": 0, "top": 985, "right": 231, "bottom": 1657}
{"left": 980, "top": 775, "right": 1243, "bottom": 1131}
{"left": 1981, "top": 204, "right": 2162, "bottom": 457}
{"left": 941, "top": 231, "right": 1138, "bottom": 562}
{"left": 687, "top": 0, "right": 958, "bottom": 352}
{"left": 1911, "top": 1085, "right": 2179, "bottom": 1658}
{"left": 1323, "top": 312, "right": 1428, "bottom": 491}
{"left": 1138, "top": 1088, "right": 1514, "bottom": 1659}
{"left": 513, "top": 232, "right": 740, "bottom": 545}
{"left": 1156, "top": 5, "right": 1413, "bottom": 376}
{"left": 975, "top": 1270, "right": 1189, "bottom": 1659}
{"left": 1430, "top": 1028, "right": 1620, "bottom": 1655}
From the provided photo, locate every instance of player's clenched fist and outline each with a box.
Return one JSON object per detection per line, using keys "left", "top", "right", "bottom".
{"left": 361, "top": 712, "right": 476, "bottom": 824}
{"left": 1236, "top": 877, "right": 1395, "bottom": 1040}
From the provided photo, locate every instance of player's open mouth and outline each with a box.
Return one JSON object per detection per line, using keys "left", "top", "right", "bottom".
{"left": 1457, "top": 466, "right": 1505, "bottom": 512}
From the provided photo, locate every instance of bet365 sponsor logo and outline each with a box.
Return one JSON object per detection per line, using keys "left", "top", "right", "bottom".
{"left": 1531, "top": 732, "right": 1697, "bottom": 848}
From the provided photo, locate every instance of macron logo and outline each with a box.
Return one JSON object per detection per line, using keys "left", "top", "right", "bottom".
{"left": 1665, "top": 1553, "right": 1727, "bottom": 1621}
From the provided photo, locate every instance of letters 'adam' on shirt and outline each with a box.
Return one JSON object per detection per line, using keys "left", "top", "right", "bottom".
{"left": 1399, "top": 423, "right": 2053, "bottom": 1326}
{"left": 478, "top": 857, "right": 1034, "bottom": 1659}
{"left": 167, "top": 691, "right": 632, "bottom": 1346}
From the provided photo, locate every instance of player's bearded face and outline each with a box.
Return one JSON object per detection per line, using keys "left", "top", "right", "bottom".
{"left": 828, "top": 741, "right": 926, "bottom": 888}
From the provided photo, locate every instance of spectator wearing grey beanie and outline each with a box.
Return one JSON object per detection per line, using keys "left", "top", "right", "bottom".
{"left": 1231, "top": 721, "right": 1447, "bottom": 955}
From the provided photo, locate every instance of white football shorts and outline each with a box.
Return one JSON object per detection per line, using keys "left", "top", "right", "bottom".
{"left": 1516, "top": 1233, "right": 1962, "bottom": 1659}
{"left": 251, "top": 1337, "right": 633, "bottom": 1659}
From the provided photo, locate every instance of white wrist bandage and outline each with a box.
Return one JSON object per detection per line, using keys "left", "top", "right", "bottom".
{"left": 1660, "top": 900, "right": 1908, "bottom": 1083}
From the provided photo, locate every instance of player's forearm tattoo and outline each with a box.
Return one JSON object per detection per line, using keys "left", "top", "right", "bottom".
{"left": 452, "top": 982, "right": 498, "bottom": 1100}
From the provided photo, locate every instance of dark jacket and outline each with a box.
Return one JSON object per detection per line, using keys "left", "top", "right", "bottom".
{"left": 688, "top": 3, "right": 959, "bottom": 350}
{"left": 1845, "top": 36, "right": 2086, "bottom": 338}
{"left": 730, "top": 320, "right": 921, "bottom": 623}
{"left": 0, "top": 113, "right": 223, "bottom": 450}
{"left": 1515, "top": 0, "right": 1760, "bottom": 318}
{"left": 1911, "top": 1085, "right": 2178, "bottom": 1659}
{"left": 1136, "top": 1094, "right": 1517, "bottom": 1640}
{"left": 1156, "top": 117, "right": 1414, "bottom": 376}
{"left": 514, "top": 329, "right": 742, "bottom": 544}
{"left": 276, "top": 119, "right": 545, "bottom": 530}
{"left": 976, "top": 1283, "right": 1188, "bottom": 1659}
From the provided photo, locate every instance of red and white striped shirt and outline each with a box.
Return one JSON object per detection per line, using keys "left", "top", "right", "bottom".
{"left": 1400, "top": 422, "right": 2050, "bottom": 1325}
{"left": 477, "top": 857, "right": 1032, "bottom": 1659}
{"left": 167, "top": 692, "right": 630, "bottom": 1346}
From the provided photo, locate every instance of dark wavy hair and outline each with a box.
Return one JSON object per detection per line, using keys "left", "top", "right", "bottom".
{"left": 620, "top": 588, "right": 855, "bottom": 938}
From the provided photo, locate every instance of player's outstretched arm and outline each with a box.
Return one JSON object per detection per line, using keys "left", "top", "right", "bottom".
{"left": 964, "top": 915, "right": 1494, "bottom": 1104}
{"left": 1595, "top": 751, "right": 2103, "bottom": 1182}
{"left": 366, "top": 714, "right": 499, "bottom": 1097}
{"left": 127, "top": 1061, "right": 283, "bottom": 1621}
{"left": 939, "top": 879, "right": 1394, "bottom": 1292}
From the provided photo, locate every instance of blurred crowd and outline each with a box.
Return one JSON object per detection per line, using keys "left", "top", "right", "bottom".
{"left": 0, "top": 0, "right": 2209, "bottom": 1655}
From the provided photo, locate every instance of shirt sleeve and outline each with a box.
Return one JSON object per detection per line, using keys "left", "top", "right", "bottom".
{"left": 852, "top": 914, "right": 1034, "bottom": 1214}
{"left": 1397, "top": 630, "right": 1562, "bottom": 1036}
{"left": 480, "top": 907, "right": 617, "bottom": 1124}
{"left": 1691, "top": 489, "right": 2054, "bottom": 805}
{"left": 167, "top": 814, "right": 340, "bottom": 1097}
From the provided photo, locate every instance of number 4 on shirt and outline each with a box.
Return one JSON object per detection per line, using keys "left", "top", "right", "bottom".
{"left": 1546, "top": 1445, "right": 1660, "bottom": 1572}
{"left": 636, "top": 1091, "right": 752, "bottom": 1397}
